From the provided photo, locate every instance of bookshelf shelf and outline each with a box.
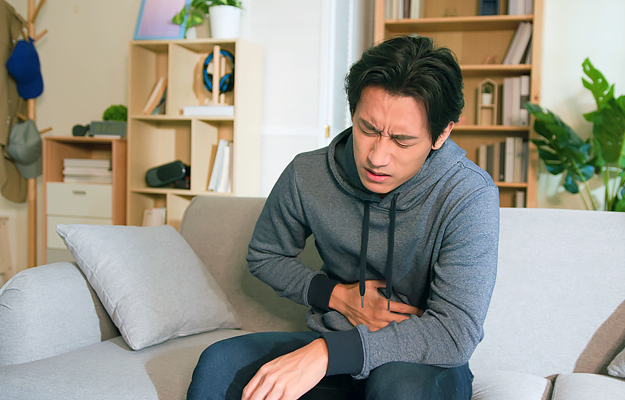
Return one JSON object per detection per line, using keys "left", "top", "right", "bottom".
{"left": 127, "top": 39, "right": 262, "bottom": 226}
{"left": 374, "top": 0, "right": 542, "bottom": 208}
{"left": 384, "top": 14, "right": 534, "bottom": 32}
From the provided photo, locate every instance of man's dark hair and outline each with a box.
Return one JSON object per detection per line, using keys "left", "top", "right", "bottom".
{"left": 346, "top": 35, "right": 464, "bottom": 144}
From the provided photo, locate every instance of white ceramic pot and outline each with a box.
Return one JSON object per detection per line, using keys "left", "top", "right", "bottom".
{"left": 481, "top": 92, "right": 493, "bottom": 105}
{"left": 209, "top": 5, "right": 241, "bottom": 39}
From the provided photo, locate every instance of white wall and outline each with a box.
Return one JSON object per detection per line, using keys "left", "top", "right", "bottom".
{"left": 2, "top": 0, "right": 624, "bottom": 276}
{"left": 538, "top": 0, "right": 625, "bottom": 210}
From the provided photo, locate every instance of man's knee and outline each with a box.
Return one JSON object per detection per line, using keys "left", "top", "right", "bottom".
{"left": 365, "top": 362, "right": 473, "bottom": 400}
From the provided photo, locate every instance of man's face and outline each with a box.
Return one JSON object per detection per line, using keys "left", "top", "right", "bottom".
{"left": 352, "top": 86, "right": 452, "bottom": 196}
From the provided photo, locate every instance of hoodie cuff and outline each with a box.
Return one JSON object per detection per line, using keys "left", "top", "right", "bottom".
{"left": 308, "top": 274, "right": 340, "bottom": 311}
{"left": 321, "top": 328, "right": 364, "bottom": 376}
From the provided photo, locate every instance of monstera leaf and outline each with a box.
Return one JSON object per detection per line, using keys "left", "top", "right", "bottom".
{"left": 525, "top": 102, "right": 594, "bottom": 194}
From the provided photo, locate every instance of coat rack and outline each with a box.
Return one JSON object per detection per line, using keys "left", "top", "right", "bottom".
{"left": 25, "top": 0, "right": 48, "bottom": 268}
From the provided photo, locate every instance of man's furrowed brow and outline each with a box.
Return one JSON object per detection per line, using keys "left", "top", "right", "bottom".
{"left": 359, "top": 118, "right": 381, "bottom": 132}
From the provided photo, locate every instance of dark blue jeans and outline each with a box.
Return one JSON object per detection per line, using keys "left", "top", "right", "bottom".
{"left": 187, "top": 331, "right": 473, "bottom": 400}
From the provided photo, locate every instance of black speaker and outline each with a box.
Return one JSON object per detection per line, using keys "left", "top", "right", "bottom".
{"left": 145, "top": 160, "right": 190, "bottom": 187}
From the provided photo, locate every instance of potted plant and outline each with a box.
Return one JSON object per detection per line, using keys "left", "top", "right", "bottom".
{"left": 172, "top": 0, "right": 243, "bottom": 39}
{"left": 524, "top": 58, "right": 625, "bottom": 211}
{"left": 481, "top": 84, "right": 493, "bottom": 105}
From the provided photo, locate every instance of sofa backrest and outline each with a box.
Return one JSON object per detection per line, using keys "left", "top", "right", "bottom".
{"left": 470, "top": 207, "right": 625, "bottom": 377}
{"left": 180, "top": 197, "right": 625, "bottom": 378}
{"left": 179, "top": 196, "right": 321, "bottom": 333}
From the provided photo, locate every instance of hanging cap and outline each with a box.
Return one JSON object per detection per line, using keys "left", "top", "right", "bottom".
{"left": 6, "top": 39, "right": 44, "bottom": 99}
{"left": 7, "top": 119, "right": 42, "bottom": 179}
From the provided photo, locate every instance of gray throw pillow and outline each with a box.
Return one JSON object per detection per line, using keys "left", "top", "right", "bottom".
{"left": 56, "top": 224, "right": 241, "bottom": 350}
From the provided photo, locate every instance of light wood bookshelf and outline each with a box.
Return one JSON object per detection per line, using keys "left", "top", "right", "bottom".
{"left": 42, "top": 136, "right": 127, "bottom": 264}
{"left": 127, "top": 39, "right": 262, "bottom": 229}
{"left": 373, "top": 0, "right": 543, "bottom": 207}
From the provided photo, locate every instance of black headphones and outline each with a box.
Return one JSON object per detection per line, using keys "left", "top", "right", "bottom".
{"left": 203, "top": 50, "right": 235, "bottom": 93}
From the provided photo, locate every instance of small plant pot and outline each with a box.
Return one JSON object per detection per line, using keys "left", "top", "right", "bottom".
{"left": 209, "top": 5, "right": 241, "bottom": 39}
{"left": 481, "top": 92, "right": 493, "bottom": 105}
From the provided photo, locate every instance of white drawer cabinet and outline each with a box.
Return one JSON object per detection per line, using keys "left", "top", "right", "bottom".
{"left": 42, "top": 137, "right": 127, "bottom": 264}
{"left": 46, "top": 183, "right": 113, "bottom": 218}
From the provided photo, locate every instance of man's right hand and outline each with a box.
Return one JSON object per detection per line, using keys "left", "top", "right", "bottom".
{"left": 328, "top": 280, "right": 423, "bottom": 331}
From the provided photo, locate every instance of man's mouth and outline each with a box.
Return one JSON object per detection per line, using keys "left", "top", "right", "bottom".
{"left": 365, "top": 168, "right": 390, "bottom": 182}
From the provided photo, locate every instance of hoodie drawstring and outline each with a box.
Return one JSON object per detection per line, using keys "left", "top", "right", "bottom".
{"left": 359, "top": 202, "right": 370, "bottom": 308}
{"left": 385, "top": 193, "right": 399, "bottom": 310}
{"left": 359, "top": 193, "right": 399, "bottom": 311}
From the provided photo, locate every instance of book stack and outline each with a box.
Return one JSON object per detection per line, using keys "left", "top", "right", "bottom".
{"left": 477, "top": 137, "right": 528, "bottom": 183}
{"left": 63, "top": 158, "right": 112, "bottom": 184}
{"left": 502, "top": 75, "right": 530, "bottom": 126}
{"left": 207, "top": 139, "right": 233, "bottom": 193}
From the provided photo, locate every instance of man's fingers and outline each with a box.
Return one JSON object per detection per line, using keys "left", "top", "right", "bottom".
{"left": 389, "top": 301, "right": 422, "bottom": 316}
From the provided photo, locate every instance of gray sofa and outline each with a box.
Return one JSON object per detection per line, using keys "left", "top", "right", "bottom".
{"left": 1, "top": 196, "right": 624, "bottom": 399}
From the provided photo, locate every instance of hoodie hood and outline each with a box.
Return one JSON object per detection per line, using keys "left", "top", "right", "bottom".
{"left": 327, "top": 126, "right": 468, "bottom": 308}
{"left": 327, "top": 127, "right": 468, "bottom": 211}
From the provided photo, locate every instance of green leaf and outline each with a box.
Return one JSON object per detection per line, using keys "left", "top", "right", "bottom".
{"left": 563, "top": 174, "right": 580, "bottom": 194}
{"left": 172, "top": 7, "right": 188, "bottom": 25}
{"left": 582, "top": 58, "right": 615, "bottom": 110}
{"left": 613, "top": 197, "right": 625, "bottom": 212}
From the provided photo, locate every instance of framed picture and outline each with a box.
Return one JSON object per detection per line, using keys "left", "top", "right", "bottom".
{"left": 134, "top": 0, "right": 190, "bottom": 40}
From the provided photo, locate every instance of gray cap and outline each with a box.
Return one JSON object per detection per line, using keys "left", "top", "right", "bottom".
{"left": 7, "top": 119, "right": 42, "bottom": 179}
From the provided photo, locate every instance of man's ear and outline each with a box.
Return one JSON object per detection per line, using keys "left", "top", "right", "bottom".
{"left": 432, "top": 122, "right": 454, "bottom": 150}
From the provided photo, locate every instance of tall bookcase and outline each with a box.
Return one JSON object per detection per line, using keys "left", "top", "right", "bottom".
{"left": 127, "top": 39, "right": 262, "bottom": 228}
{"left": 373, "top": 0, "right": 543, "bottom": 207}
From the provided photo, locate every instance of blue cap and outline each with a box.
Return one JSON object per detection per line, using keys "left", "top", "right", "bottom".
{"left": 6, "top": 39, "right": 44, "bottom": 100}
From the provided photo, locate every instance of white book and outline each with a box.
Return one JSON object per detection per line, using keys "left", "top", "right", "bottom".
{"left": 511, "top": 76, "right": 521, "bottom": 125}
{"left": 503, "top": 77, "right": 513, "bottom": 126}
{"left": 505, "top": 137, "right": 515, "bottom": 182}
{"left": 503, "top": 22, "right": 532, "bottom": 65}
{"left": 63, "top": 158, "right": 111, "bottom": 169}
{"left": 520, "top": 75, "right": 530, "bottom": 125}
{"left": 182, "top": 105, "right": 234, "bottom": 117}
{"left": 525, "top": 0, "right": 534, "bottom": 14}
{"left": 477, "top": 144, "right": 488, "bottom": 171}
{"left": 508, "top": 0, "right": 520, "bottom": 15}
{"left": 63, "top": 175, "right": 112, "bottom": 184}
{"left": 216, "top": 143, "right": 231, "bottom": 193}
{"left": 409, "top": 0, "right": 422, "bottom": 18}
{"left": 63, "top": 167, "right": 112, "bottom": 176}
{"left": 513, "top": 137, "right": 524, "bottom": 182}
{"left": 515, "top": 190, "right": 526, "bottom": 208}
{"left": 208, "top": 139, "right": 229, "bottom": 191}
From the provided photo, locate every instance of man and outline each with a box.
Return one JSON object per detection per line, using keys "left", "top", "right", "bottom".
{"left": 187, "top": 35, "right": 499, "bottom": 400}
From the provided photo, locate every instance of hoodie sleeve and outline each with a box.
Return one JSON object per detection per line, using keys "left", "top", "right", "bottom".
{"left": 247, "top": 159, "right": 333, "bottom": 307}
{"left": 322, "top": 184, "right": 500, "bottom": 380}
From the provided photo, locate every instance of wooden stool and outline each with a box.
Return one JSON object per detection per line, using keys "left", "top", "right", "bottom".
{"left": 0, "top": 217, "right": 14, "bottom": 283}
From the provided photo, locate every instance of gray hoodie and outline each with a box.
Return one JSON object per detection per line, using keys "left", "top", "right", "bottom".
{"left": 246, "top": 127, "right": 499, "bottom": 379}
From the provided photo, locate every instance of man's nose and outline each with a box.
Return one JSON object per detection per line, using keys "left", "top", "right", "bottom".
{"left": 368, "top": 136, "right": 392, "bottom": 167}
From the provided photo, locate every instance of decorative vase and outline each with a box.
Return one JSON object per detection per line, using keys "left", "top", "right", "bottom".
{"left": 209, "top": 5, "right": 241, "bottom": 39}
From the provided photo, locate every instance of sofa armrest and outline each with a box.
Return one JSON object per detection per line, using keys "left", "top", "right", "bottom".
{"left": 0, "top": 262, "right": 119, "bottom": 366}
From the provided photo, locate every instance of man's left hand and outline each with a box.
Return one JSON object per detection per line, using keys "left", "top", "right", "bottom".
{"left": 241, "top": 338, "right": 328, "bottom": 400}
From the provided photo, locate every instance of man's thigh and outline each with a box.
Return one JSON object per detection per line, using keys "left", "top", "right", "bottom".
{"left": 187, "top": 331, "right": 320, "bottom": 400}
{"left": 365, "top": 362, "right": 474, "bottom": 400}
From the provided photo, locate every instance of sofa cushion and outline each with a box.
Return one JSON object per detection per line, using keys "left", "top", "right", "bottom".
{"left": 471, "top": 370, "right": 552, "bottom": 400}
{"left": 56, "top": 224, "right": 241, "bottom": 351}
{"left": 0, "top": 328, "right": 248, "bottom": 400}
{"left": 608, "top": 347, "right": 625, "bottom": 378}
{"left": 551, "top": 373, "right": 625, "bottom": 400}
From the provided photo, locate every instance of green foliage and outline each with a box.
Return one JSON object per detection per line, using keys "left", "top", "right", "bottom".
{"left": 102, "top": 104, "right": 127, "bottom": 122}
{"left": 525, "top": 58, "right": 625, "bottom": 211}
{"left": 172, "top": 0, "right": 243, "bottom": 38}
